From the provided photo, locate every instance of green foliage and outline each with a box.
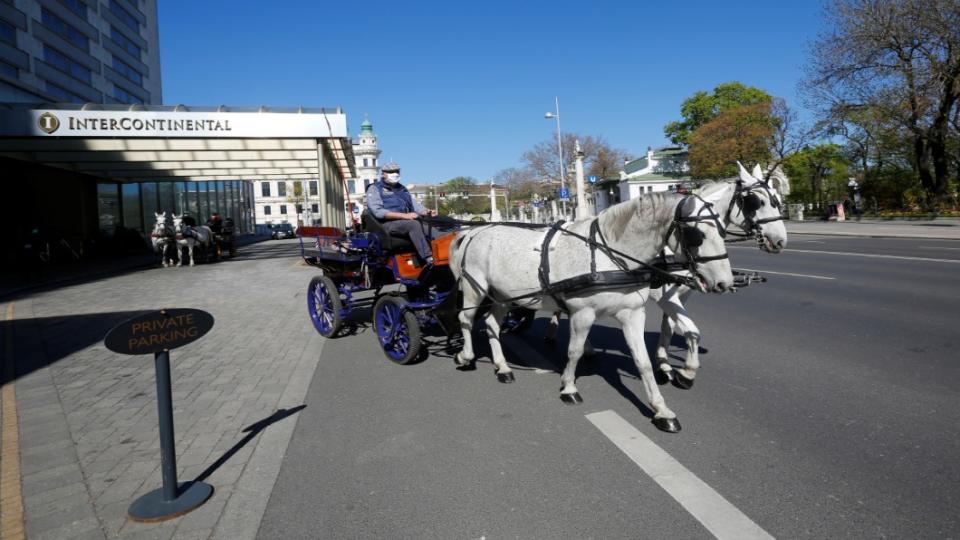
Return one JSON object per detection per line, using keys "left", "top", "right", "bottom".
{"left": 783, "top": 144, "right": 851, "bottom": 206}
{"left": 436, "top": 176, "right": 489, "bottom": 216}
{"left": 665, "top": 82, "right": 772, "bottom": 146}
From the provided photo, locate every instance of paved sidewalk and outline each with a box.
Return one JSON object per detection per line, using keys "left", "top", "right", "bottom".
{"left": 785, "top": 217, "right": 960, "bottom": 240}
{"left": 1, "top": 239, "right": 324, "bottom": 539}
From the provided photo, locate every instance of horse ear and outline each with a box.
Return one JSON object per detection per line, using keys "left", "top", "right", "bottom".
{"left": 752, "top": 164, "right": 764, "bottom": 180}
{"left": 737, "top": 162, "right": 752, "bottom": 183}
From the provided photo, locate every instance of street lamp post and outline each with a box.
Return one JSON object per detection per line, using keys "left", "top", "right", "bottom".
{"left": 544, "top": 97, "right": 566, "bottom": 218}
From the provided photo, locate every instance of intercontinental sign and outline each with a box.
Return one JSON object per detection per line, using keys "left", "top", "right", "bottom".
{"left": 0, "top": 108, "right": 348, "bottom": 138}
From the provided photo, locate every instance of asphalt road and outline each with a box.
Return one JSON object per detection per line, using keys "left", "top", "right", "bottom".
{"left": 259, "top": 235, "right": 960, "bottom": 539}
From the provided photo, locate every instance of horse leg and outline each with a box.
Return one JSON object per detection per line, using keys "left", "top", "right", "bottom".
{"left": 654, "top": 287, "right": 700, "bottom": 389}
{"left": 673, "top": 315, "right": 701, "bottom": 390}
{"left": 188, "top": 243, "right": 195, "bottom": 266}
{"left": 655, "top": 312, "right": 676, "bottom": 383}
{"left": 618, "top": 307, "right": 680, "bottom": 432}
{"left": 454, "top": 286, "right": 481, "bottom": 369}
{"left": 484, "top": 304, "right": 514, "bottom": 383}
{"left": 559, "top": 307, "right": 595, "bottom": 404}
{"left": 176, "top": 243, "right": 183, "bottom": 266}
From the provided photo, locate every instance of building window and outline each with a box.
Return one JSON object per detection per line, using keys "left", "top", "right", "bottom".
{"left": 43, "top": 45, "right": 92, "bottom": 84}
{"left": 108, "top": 0, "right": 139, "bottom": 31}
{"left": 373, "top": 158, "right": 377, "bottom": 167}
{"left": 112, "top": 56, "right": 142, "bottom": 85}
{"left": 363, "top": 158, "right": 368, "bottom": 167}
{"left": 59, "top": 0, "right": 88, "bottom": 18}
{"left": 261, "top": 182, "right": 271, "bottom": 197}
{"left": 45, "top": 81, "right": 85, "bottom": 103}
{"left": 311, "top": 203, "right": 319, "bottom": 213}
{"left": 0, "top": 60, "right": 16, "bottom": 78}
{"left": 112, "top": 85, "right": 143, "bottom": 104}
{"left": 280, "top": 205, "right": 287, "bottom": 215}
{"left": 42, "top": 8, "right": 89, "bottom": 51}
{"left": 263, "top": 205, "right": 271, "bottom": 215}
{"left": 110, "top": 26, "right": 141, "bottom": 58}
{"left": 309, "top": 181, "right": 317, "bottom": 196}
{"left": 277, "top": 182, "right": 286, "bottom": 197}
{"left": 0, "top": 19, "right": 15, "bottom": 46}
{"left": 347, "top": 180, "right": 356, "bottom": 194}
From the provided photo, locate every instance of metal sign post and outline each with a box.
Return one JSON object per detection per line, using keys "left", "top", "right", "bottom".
{"left": 105, "top": 308, "right": 215, "bottom": 522}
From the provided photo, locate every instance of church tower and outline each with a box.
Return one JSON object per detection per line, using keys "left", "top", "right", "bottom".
{"left": 346, "top": 116, "right": 381, "bottom": 222}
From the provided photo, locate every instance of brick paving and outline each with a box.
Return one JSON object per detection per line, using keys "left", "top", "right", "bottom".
{"left": 1, "top": 239, "right": 325, "bottom": 539}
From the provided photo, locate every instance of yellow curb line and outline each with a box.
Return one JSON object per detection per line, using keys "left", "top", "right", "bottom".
{"left": 1, "top": 301, "right": 24, "bottom": 540}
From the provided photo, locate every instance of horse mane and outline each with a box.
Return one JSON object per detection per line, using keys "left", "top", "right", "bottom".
{"left": 598, "top": 191, "right": 677, "bottom": 243}
{"left": 696, "top": 180, "right": 731, "bottom": 198}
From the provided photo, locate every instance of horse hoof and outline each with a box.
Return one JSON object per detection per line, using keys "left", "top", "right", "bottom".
{"left": 559, "top": 392, "right": 583, "bottom": 405}
{"left": 496, "top": 371, "right": 515, "bottom": 383}
{"left": 453, "top": 352, "right": 467, "bottom": 366}
{"left": 653, "top": 417, "right": 681, "bottom": 433}
{"left": 655, "top": 369, "right": 673, "bottom": 385}
{"left": 672, "top": 374, "right": 694, "bottom": 390}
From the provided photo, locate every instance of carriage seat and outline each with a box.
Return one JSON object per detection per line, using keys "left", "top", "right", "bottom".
{"left": 361, "top": 211, "right": 416, "bottom": 253}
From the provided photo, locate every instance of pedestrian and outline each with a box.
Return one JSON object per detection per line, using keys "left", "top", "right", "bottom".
{"left": 365, "top": 161, "right": 438, "bottom": 264}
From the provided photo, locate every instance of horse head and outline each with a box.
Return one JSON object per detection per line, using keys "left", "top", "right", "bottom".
{"left": 670, "top": 195, "right": 734, "bottom": 294}
{"left": 730, "top": 162, "right": 787, "bottom": 253}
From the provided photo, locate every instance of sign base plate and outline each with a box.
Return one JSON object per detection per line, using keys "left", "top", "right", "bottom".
{"left": 128, "top": 481, "right": 213, "bottom": 522}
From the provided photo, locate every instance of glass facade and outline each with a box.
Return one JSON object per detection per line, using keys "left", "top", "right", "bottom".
{"left": 95, "top": 180, "right": 255, "bottom": 237}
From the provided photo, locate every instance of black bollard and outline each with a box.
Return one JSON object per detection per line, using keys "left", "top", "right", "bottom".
{"left": 127, "top": 349, "right": 213, "bottom": 522}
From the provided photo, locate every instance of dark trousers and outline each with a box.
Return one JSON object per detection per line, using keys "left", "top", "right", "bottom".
{"left": 382, "top": 219, "right": 435, "bottom": 260}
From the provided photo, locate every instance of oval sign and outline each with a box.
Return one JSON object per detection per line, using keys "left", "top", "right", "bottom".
{"left": 104, "top": 308, "right": 214, "bottom": 355}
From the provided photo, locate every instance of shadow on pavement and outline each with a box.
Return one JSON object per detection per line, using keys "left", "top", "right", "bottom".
{"left": 1, "top": 310, "right": 152, "bottom": 385}
{"left": 192, "top": 405, "right": 306, "bottom": 484}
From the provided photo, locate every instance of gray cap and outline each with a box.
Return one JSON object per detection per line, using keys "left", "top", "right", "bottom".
{"left": 381, "top": 161, "right": 400, "bottom": 173}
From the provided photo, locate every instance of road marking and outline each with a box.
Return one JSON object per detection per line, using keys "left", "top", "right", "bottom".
{"left": 733, "top": 267, "right": 835, "bottom": 280}
{"left": 1, "top": 302, "right": 25, "bottom": 540}
{"left": 918, "top": 246, "right": 960, "bottom": 251}
{"left": 729, "top": 245, "right": 960, "bottom": 264}
{"left": 586, "top": 410, "right": 774, "bottom": 540}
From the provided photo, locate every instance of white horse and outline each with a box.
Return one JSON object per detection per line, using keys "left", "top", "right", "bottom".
{"left": 649, "top": 163, "right": 787, "bottom": 388}
{"left": 450, "top": 192, "right": 734, "bottom": 432}
{"left": 541, "top": 163, "right": 789, "bottom": 388}
{"left": 150, "top": 211, "right": 177, "bottom": 267}
{"left": 172, "top": 214, "right": 212, "bottom": 267}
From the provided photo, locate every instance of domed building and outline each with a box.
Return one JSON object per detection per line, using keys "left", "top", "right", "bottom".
{"left": 346, "top": 116, "right": 382, "bottom": 221}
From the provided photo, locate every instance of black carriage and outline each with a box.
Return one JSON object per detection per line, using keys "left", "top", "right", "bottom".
{"left": 299, "top": 213, "right": 459, "bottom": 364}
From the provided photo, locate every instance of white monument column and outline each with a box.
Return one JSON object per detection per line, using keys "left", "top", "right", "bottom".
{"left": 574, "top": 139, "right": 591, "bottom": 219}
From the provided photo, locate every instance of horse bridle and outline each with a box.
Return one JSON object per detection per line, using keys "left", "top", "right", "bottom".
{"left": 725, "top": 179, "right": 784, "bottom": 247}
{"left": 664, "top": 195, "right": 730, "bottom": 278}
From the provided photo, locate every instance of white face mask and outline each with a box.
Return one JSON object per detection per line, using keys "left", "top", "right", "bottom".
{"left": 384, "top": 173, "right": 401, "bottom": 184}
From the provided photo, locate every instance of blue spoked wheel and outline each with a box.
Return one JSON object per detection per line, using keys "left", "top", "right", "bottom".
{"left": 373, "top": 295, "right": 421, "bottom": 365}
{"left": 501, "top": 307, "right": 536, "bottom": 334}
{"left": 307, "top": 275, "right": 343, "bottom": 338}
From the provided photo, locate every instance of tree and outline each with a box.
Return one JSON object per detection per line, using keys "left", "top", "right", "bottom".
{"left": 286, "top": 181, "right": 306, "bottom": 225}
{"left": 521, "top": 133, "right": 629, "bottom": 186}
{"left": 688, "top": 103, "right": 775, "bottom": 179}
{"left": 804, "top": 0, "right": 960, "bottom": 209}
{"left": 783, "top": 144, "right": 851, "bottom": 209}
{"left": 664, "top": 82, "right": 772, "bottom": 146}
{"left": 437, "top": 176, "right": 489, "bottom": 216}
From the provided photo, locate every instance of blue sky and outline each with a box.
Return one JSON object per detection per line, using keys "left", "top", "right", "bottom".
{"left": 159, "top": 0, "right": 826, "bottom": 184}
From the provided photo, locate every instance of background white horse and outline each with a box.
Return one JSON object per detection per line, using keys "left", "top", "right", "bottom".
{"left": 172, "top": 214, "right": 212, "bottom": 266}
{"left": 150, "top": 211, "right": 176, "bottom": 268}
{"left": 649, "top": 163, "right": 788, "bottom": 388}
{"left": 450, "top": 192, "right": 734, "bottom": 432}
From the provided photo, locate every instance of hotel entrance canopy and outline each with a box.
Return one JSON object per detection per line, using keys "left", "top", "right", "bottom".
{"left": 0, "top": 103, "right": 356, "bottom": 228}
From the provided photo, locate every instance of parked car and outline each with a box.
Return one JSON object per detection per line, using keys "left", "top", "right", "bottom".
{"left": 271, "top": 223, "right": 296, "bottom": 239}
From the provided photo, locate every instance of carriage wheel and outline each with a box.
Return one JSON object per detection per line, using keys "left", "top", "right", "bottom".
{"left": 502, "top": 307, "right": 536, "bottom": 334}
{"left": 308, "top": 275, "right": 343, "bottom": 338}
{"left": 373, "top": 295, "right": 421, "bottom": 365}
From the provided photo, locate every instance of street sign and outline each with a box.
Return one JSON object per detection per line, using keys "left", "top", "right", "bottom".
{"left": 559, "top": 187, "right": 570, "bottom": 201}
{"left": 105, "top": 309, "right": 214, "bottom": 355}
{"left": 588, "top": 175, "right": 597, "bottom": 184}
{"left": 533, "top": 201, "right": 540, "bottom": 208}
